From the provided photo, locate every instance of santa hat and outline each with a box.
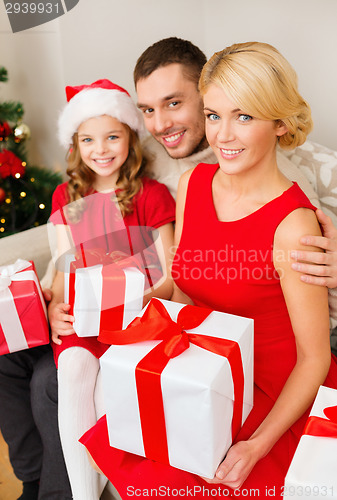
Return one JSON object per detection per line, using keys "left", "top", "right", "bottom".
{"left": 58, "top": 79, "right": 146, "bottom": 148}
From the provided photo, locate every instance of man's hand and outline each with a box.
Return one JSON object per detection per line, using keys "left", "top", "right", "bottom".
{"left": 291, "top": 209, "right": 337, "bottom": 288}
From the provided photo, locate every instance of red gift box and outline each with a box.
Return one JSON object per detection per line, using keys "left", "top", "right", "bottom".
{"left": 0, "top": 259, "right": 49, "bottom": 355}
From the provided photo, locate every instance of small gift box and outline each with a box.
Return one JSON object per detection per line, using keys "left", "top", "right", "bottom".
{"left": 0, "top": 259, "right": 49, "bottom": 355}
{"left": 99, "top": 297, "right": 254, "bottom": 478}
{"left": 284, "top": 385, "right": 337, "bottom": 500}
{"left": 65, "top": 249, "right": 145, "bottom": 337}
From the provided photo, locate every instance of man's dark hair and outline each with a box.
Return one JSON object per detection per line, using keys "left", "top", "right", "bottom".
{"left": 134, "top": 37, "right": 207, "bottom": 87}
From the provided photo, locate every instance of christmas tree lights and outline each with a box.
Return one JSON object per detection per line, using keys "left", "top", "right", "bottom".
{"left": 0, "top": 66, "right": 62, "bottom": 236}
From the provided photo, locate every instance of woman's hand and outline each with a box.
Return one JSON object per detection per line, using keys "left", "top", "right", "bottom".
{"left": 48, "top": 301, "right": 75, "bottom": 345}
{"left": 202, "top": 440, "right": 261, "bottom": 490}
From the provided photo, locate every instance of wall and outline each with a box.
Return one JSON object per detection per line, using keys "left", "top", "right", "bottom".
{"left": 0, "top": 0, "right": 336, "bottom": 175}
{"left": 202, "top": 0, "right": 337, "bottom": 154}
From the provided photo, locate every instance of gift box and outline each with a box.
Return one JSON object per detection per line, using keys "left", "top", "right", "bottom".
{"left": 0, "top": 259, "right": 49, "bottom": 355}
{"left": 284, "top": 385, "right": 337, "bottom": 500}
{"left": 99, "top": 297, "right": 254, "bottom": 478}
{"left": 65, "top": 249, "right": 145, "bottom": 337}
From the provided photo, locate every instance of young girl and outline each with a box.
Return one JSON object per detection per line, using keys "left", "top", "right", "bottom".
{"left": 80, "top": 45, "right": 337, "bottom": 499}
{"left": 48, "top": 79, "right": 175, "bottom": 500}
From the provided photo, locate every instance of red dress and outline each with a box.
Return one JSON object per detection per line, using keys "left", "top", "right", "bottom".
{"left": 80, "top": 163, "right": 337, "bottom": 499}
{"left": 50, "top": 177, "right": 175, "bottom": 364}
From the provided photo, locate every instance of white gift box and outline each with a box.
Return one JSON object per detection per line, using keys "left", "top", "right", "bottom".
{"left": 284, "top": 385, "right": 337, "bottom": 500}
{"left": 100, "top": 298, "right": 254, "bottom": 478}
{"left": 65, "top": 255, "right": 145, "bottom": 337}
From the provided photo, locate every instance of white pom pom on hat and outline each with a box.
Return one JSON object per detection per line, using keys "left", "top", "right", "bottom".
{"left": 57, "top": 79, "right": 146, "bottom": 148}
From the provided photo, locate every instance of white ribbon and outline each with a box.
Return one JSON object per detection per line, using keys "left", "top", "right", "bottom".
{"left": 63, "top": 254, "right": 76, "bottom": 305}
{"left": 73, "top": 264, "right": 103, "bottom": 337}
{"left": 0, "top": 259, "right": 31, "bottom": 291}
{"left": 0, "top": 259, "right": 47, "bottom": 353}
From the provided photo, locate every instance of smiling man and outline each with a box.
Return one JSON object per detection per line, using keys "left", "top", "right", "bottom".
{"left": 134, "top": 38, "right": 217, "bottom": 197}
{"left": 136, "top": 63, "right": 207, "bottom": 159}
{"left": 134, "top": 37, "right": 337, "bottom": 334}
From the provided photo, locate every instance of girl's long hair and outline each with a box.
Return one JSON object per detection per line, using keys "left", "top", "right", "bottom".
{"left": 65, "top": 124, "right": 149, "bottom": 223}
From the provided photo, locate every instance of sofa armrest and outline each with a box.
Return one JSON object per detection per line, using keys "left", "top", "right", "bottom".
{"left": 0, "top": 224, "right": 52, "bottom": 280}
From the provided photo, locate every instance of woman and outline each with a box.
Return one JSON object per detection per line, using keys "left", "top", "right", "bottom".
{"left": 81, "top": 43, "right": 337, "bottom": 498}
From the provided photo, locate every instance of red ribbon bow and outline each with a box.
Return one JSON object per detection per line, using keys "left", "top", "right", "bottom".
{"left": 71, "top": 245, "right": 144, "bottom": 272}
{"left": 99, "top": 298, "right": 245, "bottom": 465}
{"left": 303, "top": 404, "right": 337, "bottom": 438}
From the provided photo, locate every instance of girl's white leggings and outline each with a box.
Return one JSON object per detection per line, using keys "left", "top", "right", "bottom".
{"left": 58, "top": 347, "right": 108, "bottom": 500}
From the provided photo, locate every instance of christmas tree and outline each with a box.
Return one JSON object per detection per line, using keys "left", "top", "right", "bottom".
{"left": 0, "top": 66, "right": 62, "bottom": 237}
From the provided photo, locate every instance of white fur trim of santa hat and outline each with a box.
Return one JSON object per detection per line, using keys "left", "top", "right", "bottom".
{"left": 58, "top": 84, "right": 146, "bottom": 148}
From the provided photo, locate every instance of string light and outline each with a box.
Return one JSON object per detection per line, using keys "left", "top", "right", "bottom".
{"left": 15, "top": 173, "right": 21, "bottom": 178}
{"left": 5, "top": 198, "right": 11, "bottom": 204}
{"left": 20, "top": 191, "right": 26, "bottom": 198}
{"left": 0, "top": 228, "right": 4, "bottom": 232}
{"left": 39, "top": 203, "right": 45, "bottom": 210}
{"left": 0, "top": 218, "right": 5, "bottom": 223}
{"left": 30, "top": 177, "right": 35, "bottom": 182}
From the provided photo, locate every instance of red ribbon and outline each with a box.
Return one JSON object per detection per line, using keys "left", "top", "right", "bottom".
{"left": 99, "top": 298, "right": 245, "bottom": 465}
{"left": 303, "top": 404, "right": 337, "bottom": 438}
{"left": 68, "top": 246, "right": 144, "bottom": 332}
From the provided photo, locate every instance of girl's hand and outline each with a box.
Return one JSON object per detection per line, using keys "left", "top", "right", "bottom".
{"left": 202, "top": 440, "right": 260, "bottom": 490}
{"left": 48, "top": 302, "right": 75, "bottom": 345}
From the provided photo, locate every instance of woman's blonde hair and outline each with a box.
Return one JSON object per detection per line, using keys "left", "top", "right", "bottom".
{"left": 65, "top": 124, "right": 149, "bottom": 223}
{"left": 199, "top": 41, "right": 313, "bottom": 149}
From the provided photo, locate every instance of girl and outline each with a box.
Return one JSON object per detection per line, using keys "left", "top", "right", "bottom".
{"left": 80, "top": 45, "right": 337, "bottom": 498}
{"left": 48, "top": 79, "right": 175, "bottom": 500}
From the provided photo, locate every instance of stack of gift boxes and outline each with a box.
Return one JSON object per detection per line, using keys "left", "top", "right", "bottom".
{"left": 1, "top": 251, "right": 255, "bottom": 477}
{"left": 64, "top": 248, "right": 255, "bottom": 477}
{"left": 3, "top": 249, "right": 337, "bottom": 483}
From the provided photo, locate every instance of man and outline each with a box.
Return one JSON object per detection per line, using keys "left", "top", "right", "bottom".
{"left": 0, "top": 290, "right": 72, "bottom": 500}
{"left": 134, "top": 36, "right": 337, "bottom": 336}
{"left": 0, "top": 348, "right": 72, "bottom": 500}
